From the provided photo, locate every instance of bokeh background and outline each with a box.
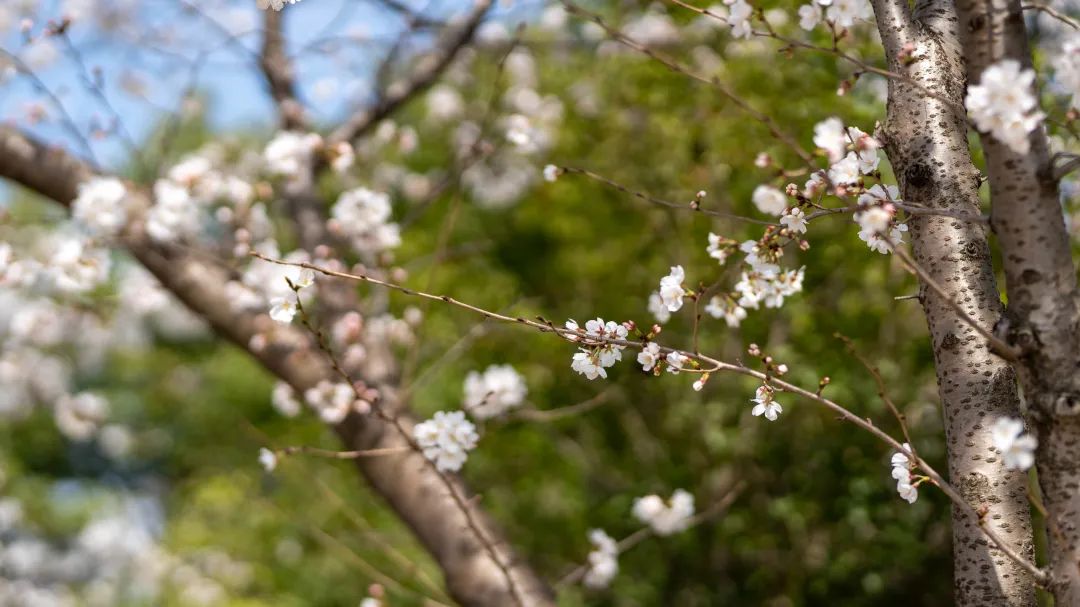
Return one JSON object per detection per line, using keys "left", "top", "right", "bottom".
{"left": 5, "top": 0, "right": 1078, "bottom": 604}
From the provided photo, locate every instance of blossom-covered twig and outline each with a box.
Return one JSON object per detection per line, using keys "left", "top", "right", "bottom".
{"left": 255, "top": 252, "right": 1048, "bottom": 584}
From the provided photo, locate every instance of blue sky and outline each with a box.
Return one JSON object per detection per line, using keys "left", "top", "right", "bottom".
{"left": 1, "top": 0, "right": 537, "bottom": 193}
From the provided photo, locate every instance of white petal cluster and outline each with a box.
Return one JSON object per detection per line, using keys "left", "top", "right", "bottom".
{"left": 413, "top": 410, "right": 479, "bottom": 472}
{"left": 147, "top": 179, "right": 202, "bottom": 243}
{"left": 632, "top": 489, "right": 695, "bottom": 536}
{"left": 647, "top": 291, "right": 671, "bottom": 324}
{"left": 890, "top": 443, "right": 918, "bottom": 504}
{"left": 854, "top": 184, "right": 907, "bottom": 254}
{"left": 46, "top": 238, "right": 111, "bottom": 294}
{"left": 583, "top": 529, "right": 619, "bottom": 589}
{"left": 658, "top": 265, "right": 687, "bottom": 312}
{"left": 330, "top": 187, "right": 402, "bottom": 256}
{"left": 751, "top": 185, "right": 787, "bottom": 216}
{"left": 303, "top": 380, "right": 357, "bottom": 424}
{"left": 271, "top": 381, "right": 301, "bottom": 417}
{"left": 268, "top": 268, "right": 314, "bottom": 324}
{"left": 72, "top": 177, "right": 129, "bottom": 236}
{"left": 750, "top": 384, "right": 782, "bottom": 421}
{"left": 706, "top": 232, "right": 732, "bottom": 264}
{"left": 258, "top": 447, "right": 277, "bottom": 472}
{"left": 724, "top": 0, "right": 753, "bottom": 38}
{"left": 637, "top": 342, "right": 662, "bottom": 372}
{"left": 705, "top": 294, "right": 748, "bottom": 327}
{"left": 567, "top": 318, "right": 629, "bottom": 380}
{"left": 664, "top": 351, "right": 688, "bottom": 374}
{"left": 798, "top": 3, "right": 821, "bottom": 30}
{"left": 263, "top": 131, "right": 322, "bottom": 177}
{"left": 780, "top": 207, "right": 808, "bottom": 234}
{"left": 965, "top": 60, "right": 1044, "bottom": 155}
{"left": 826, "top": 0, "right": 872, "bottom": 28}
{"left": 462, "top": 364, "right": 528, "bottom": 419}
{"left": 54, "top": 392, "right": 108, "bottom": 440}
{"left": 990, "top": 417, "right": 1037, "bottom": 471}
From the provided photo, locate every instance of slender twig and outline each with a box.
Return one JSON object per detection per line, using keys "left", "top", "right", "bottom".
{"left": 556, "top": 482, "right": 746, "bottom": 587}
{"left": 559, "top": 166, "right": 775, "bottom": 225}
{"left": 1023, "top": 2, "right": 1080, "bottom": 30}
{"left": 275, "top": 445, "right": 411, "bottom": 459}
{"left": 888, "top": 244, "right": 1021, "bottom": 360}
{"left": 559, "top": 1, "right": 813, "bottom": 163}
{"left": 255, "top": 253, "right": 1050, "bottom": 585}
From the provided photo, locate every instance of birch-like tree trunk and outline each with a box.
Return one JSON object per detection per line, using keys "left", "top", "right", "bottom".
{"left": 951, "top": 0, "right": 1080, "bottom": 601}
{"left": 871, "top": 1, "right": 1036, "bottom": 604}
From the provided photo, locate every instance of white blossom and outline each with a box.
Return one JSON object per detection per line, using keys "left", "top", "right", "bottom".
{"left": 890, "top": 443, "right": 918, "bottom": 504}
{"left": 571, "top": 350, "right": 607, "bottom": 380}
{"left": 303, "top": 380, "right": 356, "bottom": 424}
{"left": 724, "top": 0, "right": 754, "bottom": 38}
{"left": 268, "top": 292, "right": 298, "bottom": 324}
{"left": 637, "top": 342, "right": 662, "bottom": 372}
{"left": 463, "top": 365, "right": 528, "bottom": 419}
{"left": 258, "top": 448, "right": 277, "bottom": 472}
{"left": 648, "top": 291, "right": 671, "bottom": 324}
{"left": 1054, "top": 34, "right": 1080, "bottom": 109}
{"left": 54, "top": 392, "right": 108, "bottom": 440}
{"left": 826, "top": 0, "right": 871, "bottom": 27}
{"left": 413, "top": 410, "right": 479, "bottom": 472}
{"left": 798, "top": 3, "right": 821, "bottom": 29}
{"left": 813, "top": 117, "right": 847, "bottom": 163}
{"left": 859, "top": 222, "right": 908, "bottom": 254}
{"left": 542, "top": 164, "right": 559, "bottom": 182}
{"left": 147, "top": 179, "right": 201, "bottom": 243}
{"left": 72, "top": 177, "right": 128, "bottom": 236}
{"left": 780, "top": 207, "right": 808, "bottom": 233}
{"left": 665, "top": 351, "right": 688, "bottom": 374}
{"left": 752, "top": 185, "right": 787, "bottom": 216}
{"left": 264, "top": 131, "right": 322, "bottom": 177}
{"left": 658, "top": 265, "right": 687, "bottom": 312}
{"left": 271, "top": 382, "right": 301, "bottom": 417}
{"left": 705, "top": 295, "right": 747, "bottom": 327}
{"left": 990, "top": 417, "right": 1037, "bottom": 471}
{"left": 583, "top": 529, "right": 619, "bottom": 589}
{"left": 965, "top": 59, "right": 1044, "bottom": 155}
{"left": 827, "top": 152, "right": 862, "bottom": 186}
{"left": 331, "top": 187, "right": 401, "bottom": 255}
{"left": 750, "top": 384, "right": 782, "bottom": 421}
{"left": 632, "top": 489, "right": 695, "bottom": 536}
{"left": 706, "top": 232, "right": 731, "bottom": 264}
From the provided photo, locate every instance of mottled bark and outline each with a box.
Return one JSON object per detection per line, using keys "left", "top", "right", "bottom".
{"left": 870, "top": 1, "right": 1036, "bottom": 604}
{"left": 0, "top": 126, "right": 556, "bottom": 607}
{"left": 953, "top": 0, "right": 1080, "bottom": 601}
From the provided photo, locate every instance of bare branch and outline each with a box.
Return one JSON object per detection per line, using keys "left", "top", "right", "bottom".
{"left": 328, "top": 0, "right": 494, "bottom": 145}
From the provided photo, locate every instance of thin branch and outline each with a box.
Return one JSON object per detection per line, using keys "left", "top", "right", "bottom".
{"left": 558, "top": 1, "right": 813, "bottom": 163}
{"left": 888, "top": 243, "right": 1022, "bottom": 360}
{"left": 1023, "top": 2, "right": 1080, "bottom": 29}
{"left": 558, "top": 166, "right": 776, "bottom": 225}
{"left": 328, "top": 0, "right": 494, "bottom": 145}
{"left": 256, "top": 253, "right": 1049, "bottom": 585}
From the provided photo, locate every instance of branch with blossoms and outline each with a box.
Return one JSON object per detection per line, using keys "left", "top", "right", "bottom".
{"left": 253, "top": 252, "right": 1050, "bottom": 586}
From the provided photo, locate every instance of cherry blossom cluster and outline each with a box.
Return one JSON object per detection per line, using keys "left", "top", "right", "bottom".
{"left": 632, "top": 489, "right": 696, "bottom": 535}
{"left": 582, "top": 529, "right": 619, "bottom": 589}
{"left": 566, "top": 318, "right": 631, "bottom": 380}
{"left": 890, "top": 443, "right": 919, "bottom": 504}
{"left": 965, "top": 60, "right": 1044, "bottom": 155}
{"left": 412, "top": 410, "right": 480, "bottom": 472}
{"left": 797, "top": 0, "right": 873, "bottom": 31}
{"left": 462, "top": 364, "right": 528, "bottom": 419}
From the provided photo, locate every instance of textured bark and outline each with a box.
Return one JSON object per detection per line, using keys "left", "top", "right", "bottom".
{"left": 953, "top": 0, "right": 1080, "bottom": 601}
{"left": 870, "top": 1, "right": 1036, "bottom": 604}
{"left": 0, "top": 126, "right": 556, "bottom": 607}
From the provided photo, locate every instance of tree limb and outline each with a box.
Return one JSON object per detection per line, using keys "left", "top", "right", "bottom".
{"left": 869, "top": 0, "right": 1038, "bottom": 604}
{"left": 953, "top": 0, "right": 1080, "bottom": 601}
{"left": 0, "top": 125, "right": 555, "bottom": 607}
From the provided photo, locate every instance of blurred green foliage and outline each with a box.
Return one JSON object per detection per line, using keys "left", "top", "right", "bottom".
{"left": 3, "top": 3, "right": 996, "bottom": 605}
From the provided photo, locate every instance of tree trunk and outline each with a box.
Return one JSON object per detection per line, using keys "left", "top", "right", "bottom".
{"left": 870, "top": 1, "right": 1037, "bottom": 604}
{"left": 952, "top": 0, "right": 1080, "bottom": 601}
